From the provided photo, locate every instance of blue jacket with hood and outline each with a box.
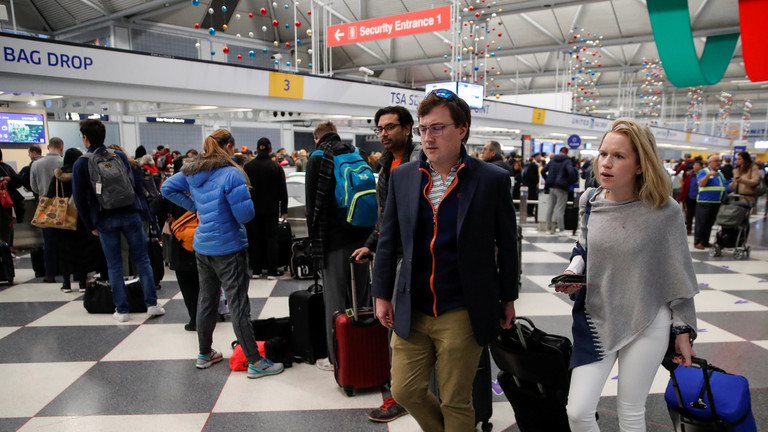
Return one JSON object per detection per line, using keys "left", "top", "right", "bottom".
{"left": 161, "top": 156, "right": 254, "bottom": 256}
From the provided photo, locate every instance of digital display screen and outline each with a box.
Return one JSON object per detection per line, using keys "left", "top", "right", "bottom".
{"left": 425, "top": 82, "right": 485, "bottom": 109}
{"left": 425, "top": 81, "right": 457, "bottom": 94}
{"left": 457, "top": 82, "right": 484, "bottom": 109}
{"left": 0, "top": 112, "right": 46, "bottom": 144}
{"left": 541, "top": 141, "right": 554, "bottom": 155}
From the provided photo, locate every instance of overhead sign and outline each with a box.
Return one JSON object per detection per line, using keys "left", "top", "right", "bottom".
{"left": 567, "top": 134, "right": 581, "bottom": 149}
{"left": 327, "top": 6, "right": 451, "bottom": 47}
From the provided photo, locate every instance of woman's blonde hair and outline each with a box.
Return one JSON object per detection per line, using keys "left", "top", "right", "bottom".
{"left": 202, "top": 129, "right": 250, "bottom": 186}
{"left": 593, "top": 118, "right": 670, "bottom": 208}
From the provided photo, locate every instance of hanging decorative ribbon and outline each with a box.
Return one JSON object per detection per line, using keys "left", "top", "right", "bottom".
{"left": 738, "top": 0, "right": 768, "bottom": 82}
{"left": 647, "top": 0, "right": 740, "bottom": 87}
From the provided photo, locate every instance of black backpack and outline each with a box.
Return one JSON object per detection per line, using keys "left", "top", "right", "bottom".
{"left": 82, "top": 148, "right": 136, "bottom": 209}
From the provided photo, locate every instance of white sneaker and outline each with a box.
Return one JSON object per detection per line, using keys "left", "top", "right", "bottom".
{"left": 316, "top": 357, "right": 334, "bottom": 372}
{"left": 113, "top": 311, "right": 129, "bottom": 322}
{"left": 147, "top": 305, "right": 166, "bottom": 316}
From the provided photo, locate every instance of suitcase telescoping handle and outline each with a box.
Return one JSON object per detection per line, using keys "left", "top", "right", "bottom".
{"left": 347, "top": 256, "right": 374, "bottom": 322}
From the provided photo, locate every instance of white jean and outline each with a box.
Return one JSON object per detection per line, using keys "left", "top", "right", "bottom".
{"left": 567, "top": 307, "right": 671, "bottom": 432}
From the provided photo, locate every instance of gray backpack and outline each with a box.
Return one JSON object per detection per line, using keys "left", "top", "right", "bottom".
{"left": 83, "top": 148, "right": 136, "bottom": 209}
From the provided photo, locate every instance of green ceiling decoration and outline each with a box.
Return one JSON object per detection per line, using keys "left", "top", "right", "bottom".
{"left": 647, "top": 0, "right": 740, "bottom": 87}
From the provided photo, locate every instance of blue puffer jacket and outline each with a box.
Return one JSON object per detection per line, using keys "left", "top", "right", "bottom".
{"left": 161, "top": 156, "right": 254, "bottom": 256}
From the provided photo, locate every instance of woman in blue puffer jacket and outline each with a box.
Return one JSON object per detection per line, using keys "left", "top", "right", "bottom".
{"left": 162, "top": 129, "right": 284, "bottom": 379}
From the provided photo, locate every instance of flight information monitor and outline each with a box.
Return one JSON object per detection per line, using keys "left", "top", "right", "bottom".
{"left": 0, "top": 111, "right": 47, "bottom": 144}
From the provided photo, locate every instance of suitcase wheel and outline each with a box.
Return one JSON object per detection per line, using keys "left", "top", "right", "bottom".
{"left": 343, "top": 385, "right": 354, "bottom": 397}
{"left": 477, "top": 420, "right": 492, "bottom": 432}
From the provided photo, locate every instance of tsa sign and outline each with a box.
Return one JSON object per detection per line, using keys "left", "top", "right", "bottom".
{"left": 567, "top": 134, "right": 582, "bottom": 149}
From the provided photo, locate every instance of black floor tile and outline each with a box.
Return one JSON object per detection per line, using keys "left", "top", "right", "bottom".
{"left": 0, "top": 326, "right": 137, "bottom": 363}
{"left": 204, "top": 410, "right": 388, "bottom": 432}
{"left": 0, "top": 417, "right": 30, "bottom": 431}
{"left": 156, "top": 280, "right": 181, "bottom": 299}
{"left": 725, "top": 290, "right": 768, "bottom": 307}
{"left": 683, "top": 342, "right": 768, "bottom": 388}
{"left": 698, "top": 310, "right": 768, "bottom": 342}
{"left": 521, "top": 262, "right": 563, "bottom": 276}
{"left": 38, "top": 360, "right": 229, "bottom": 416}
{"left": 142, "top": 299, "right": 194, "bottom": 325}
{"left": 0, "top": 302, "right": 68, "bottom": 326}
{"left": 691, "top": 261, "right": 737, "bottom": 274}
{"left": 271, "top": 278, "right": 315, "bottom": 297}
{"left": 520, "top": 243, "right": 544, "bottom": 252}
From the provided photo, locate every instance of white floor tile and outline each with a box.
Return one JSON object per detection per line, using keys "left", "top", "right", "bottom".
{"left": 521, "top": 251, "right": 568, "bottom": 264}
{"left": 694, "top": 319, "right": 746, "bottom": 343}
{"left": 696, "top": 273, "right": 768, "bottom": 291}
{"left": 0, "top": 362, "right": 95, "bottom": 417}
{"left": 18, "top": 413, "right": 209, "bottom": 432}
{"left": 514, "top": 293, "right": 573, "bottom": 316}
{"left": 693, "top": 290, "right": 768, "bottom": 312}
{"left": 752, "top": 340, "right": 768, "bottom": 351}
{"left": 533, "top": 242, "right": 577, "bottom": 253}
{"left": 525, "top": 275, "right": 559, "bottom": 292}
{"left": 0, "top": 284, "right": 77, "bottom": 303}
{"left": 704, "top": 260, "right": 768, "bottom": 275}
{"left": 247, "top": 279, "right": 276, "bottom": 298}
{"left": 213, "top": 362, "right": 382, "bottom": 412}
{"left": 102, "top": 322, "right": 237, "bottom": 361}
{"left": 257, "top": 297, "right": 290, "bottom": 319}
{"left": 385, "top": 401, "right": 516, "bottom": 432}
{"left": 0, "top": 326, "right": 20, "bottom": 341}
{"left": 599, "top": 364, "right": 671, "bottom": 397}
{"left": 26, "top": 299, "right": 172, "bottom": 327}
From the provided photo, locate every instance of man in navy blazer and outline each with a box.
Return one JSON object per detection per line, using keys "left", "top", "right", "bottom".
{"left": 372, "top": 89, "right": 518, "bottom": 431}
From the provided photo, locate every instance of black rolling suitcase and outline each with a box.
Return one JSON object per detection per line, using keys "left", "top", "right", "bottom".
{"left": 289, "top": 272, "right": 327, "bottom": 363}
{"left": 564, "top": 203, "right": 579, "bottom": 234}
{"left": 429, "top": 346, "right": 493, "bottom": 432}
{"left": 490, "top": 317, "right": 572, "bottom": 431}
{"left": 0, "top": 241, "right": 14, "bottom": 285}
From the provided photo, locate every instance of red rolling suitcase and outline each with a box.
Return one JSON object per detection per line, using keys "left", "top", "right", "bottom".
{"left": 332, "top": 259, "right": 390, "bottom": 396}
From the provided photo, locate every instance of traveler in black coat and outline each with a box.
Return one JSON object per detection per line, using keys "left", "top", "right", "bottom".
{"left": 523, "top": 153, "right": 543, "bottom": 222}
{"left": 151, "top": 196, "right": 199, "bottom": 331}
{"left": 243, "top": 138, "right": 288, "bottom": 279}
{"left": 480, "top": 140, "right": 512, "bottom": 175}
{"left": 44, "top": 148, "right": 107, "bottom": 292}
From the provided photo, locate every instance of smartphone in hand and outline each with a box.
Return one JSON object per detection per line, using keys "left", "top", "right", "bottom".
{"left": 549, "top": 273, "right": 585, "bottom": 291}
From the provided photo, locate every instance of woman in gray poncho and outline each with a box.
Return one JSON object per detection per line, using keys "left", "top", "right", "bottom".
{"left": 555, "top": 118, "right": 698, "bottom": 431}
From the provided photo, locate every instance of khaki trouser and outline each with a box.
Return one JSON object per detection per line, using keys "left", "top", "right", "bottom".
{"left": 391, "top": 308, "right": 483, "bottom": 432}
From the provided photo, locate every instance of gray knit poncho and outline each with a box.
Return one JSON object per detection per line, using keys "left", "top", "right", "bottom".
{"left": 577, "top": 187, "right": 698, "bottom": 357}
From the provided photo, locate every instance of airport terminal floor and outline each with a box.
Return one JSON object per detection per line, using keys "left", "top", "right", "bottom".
{"left": 0, "top": 204, "right": 767, "bottom": 431}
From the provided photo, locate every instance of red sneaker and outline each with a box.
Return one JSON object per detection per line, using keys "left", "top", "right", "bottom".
{"left": 367, "top": 397, "right": 408, "bottom": 422}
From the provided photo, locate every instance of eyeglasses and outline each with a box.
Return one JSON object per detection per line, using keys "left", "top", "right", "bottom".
{"left": 414, "top": 124, "right": 456, "bottom": 137}
{"left": 372, "top": 123, "right": 401, "bottom": 135}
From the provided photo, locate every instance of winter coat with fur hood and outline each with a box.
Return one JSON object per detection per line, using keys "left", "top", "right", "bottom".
{"left": 161, "top": 155, "right": 255, "bottom": 256}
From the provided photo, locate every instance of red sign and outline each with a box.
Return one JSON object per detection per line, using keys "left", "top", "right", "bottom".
{"left": 327, "top": 6, "right": 451, "bottom": 47}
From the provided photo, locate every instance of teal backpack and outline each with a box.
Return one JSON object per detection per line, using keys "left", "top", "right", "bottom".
{"left": 311, "top": 149, "right": 377, "bottom": 227}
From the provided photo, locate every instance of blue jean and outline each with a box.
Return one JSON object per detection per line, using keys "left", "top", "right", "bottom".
{"left": 95, "top": 211, "right": 158, "bottom": 313}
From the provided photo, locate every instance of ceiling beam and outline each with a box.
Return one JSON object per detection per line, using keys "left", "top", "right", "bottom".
{"left": 520, "top": 13, "right": 562, "bottom": 44}
{"left": 78, "top": 0, "right": 108, "bottom": 16}
{"left": 53, "top": 0, "right": 188, "bottom": 37}
{"left": 333, "top": 26, "right": 740, "bottom": 74}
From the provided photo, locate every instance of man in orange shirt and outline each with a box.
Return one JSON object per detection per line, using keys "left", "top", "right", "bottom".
{"left": 351, "top": 105, "right": 420, "bottom": 423}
